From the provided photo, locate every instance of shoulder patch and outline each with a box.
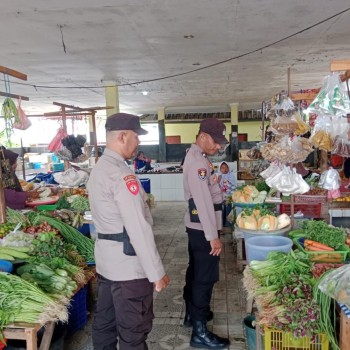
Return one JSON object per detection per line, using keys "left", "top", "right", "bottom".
{"left": 198, "top": 168, "right": 207, "bottom": 180}
{"left": 123, "top": 175, "right": 139, "bottom": 195}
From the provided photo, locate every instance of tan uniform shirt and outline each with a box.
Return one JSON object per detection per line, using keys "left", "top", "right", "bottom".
{"left": 183, "top": 143, "right": 223, "bottom": 241}
{"left": 87, "top": 148, "right": 165, "bottom": 282}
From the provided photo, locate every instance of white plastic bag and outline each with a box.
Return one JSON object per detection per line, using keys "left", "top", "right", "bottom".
{"left": 53, "top": 168, "right": 88, "bottom": 187}
{"left": 318, "top": 265, "right": 350, "bottom": 308}
{"left": 319, "top": 167, "right": 341, "bottom": 190}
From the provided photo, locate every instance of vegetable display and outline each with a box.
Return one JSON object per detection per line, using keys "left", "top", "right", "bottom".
{"left": 236, "top": 208, "right": 290, "bottom": 231}
{"left": 29, "top": 213, "right": 95, "bottom": 262}
{"left": 302, "top": 220, "right": 346, "bottom": 250}
{"left": 243, "top": 250, "right": 338, "bottom": 348}
{"left": 0, "top": 272, "right": 68, "bottom": 337}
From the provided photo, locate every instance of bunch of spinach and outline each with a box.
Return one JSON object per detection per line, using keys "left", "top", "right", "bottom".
{"left": 302, "top": 220, "right": 346, "bottom": 249}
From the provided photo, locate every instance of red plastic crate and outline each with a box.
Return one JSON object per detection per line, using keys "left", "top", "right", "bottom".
{"left": 280, "top": 204, "right": 321, "bottom": 218}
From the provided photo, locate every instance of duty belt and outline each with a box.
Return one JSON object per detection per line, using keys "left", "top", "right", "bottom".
{"left": 188, "top": 198, "right": 222, "bottom": 223}
{"left": 98, "top": 227, "right": 136, "bottom": 256}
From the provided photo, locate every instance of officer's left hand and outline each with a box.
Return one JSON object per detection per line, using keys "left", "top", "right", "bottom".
{"left": 209, "top": 238, "right": 223, "bottom": 256}
{"left": 154, "top": 274, "right": 170, "bottom": 292}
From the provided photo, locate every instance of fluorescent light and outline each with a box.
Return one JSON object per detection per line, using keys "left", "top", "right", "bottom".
{"left": 142, "top": 91, "right": 149, "bottom": 96}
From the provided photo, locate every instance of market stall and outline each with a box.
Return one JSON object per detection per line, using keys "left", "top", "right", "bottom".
{"left": 242, "top": 219, "right": 350, "bottom": 350}
{"left": 0, "top": 190, "right": 95, "bottom": 349}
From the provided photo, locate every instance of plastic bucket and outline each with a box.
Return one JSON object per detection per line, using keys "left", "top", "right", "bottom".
{"left": 243, "top": 315, "right": 257, "bottom": 350}
{"left": 245, "top": 235, "right": 293, "bottom": 264}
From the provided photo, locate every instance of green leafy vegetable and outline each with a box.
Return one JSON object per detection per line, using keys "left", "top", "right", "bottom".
{"left": 302, "top": 220, "right": 346, "bottom": 249}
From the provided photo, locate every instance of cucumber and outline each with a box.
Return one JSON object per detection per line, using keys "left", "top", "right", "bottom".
{"left": 288, "top": 229, "right": 305, "bottom": 238}
{"left": 0, "top": 246, "right": 31, "bottom": 253}
{"left": 0, "top": 248, "right": 29, "bottom": 259}
{"left": 0, "top": 253, "right": 15, "bottom": 261}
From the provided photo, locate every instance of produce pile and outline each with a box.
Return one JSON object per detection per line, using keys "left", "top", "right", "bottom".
{"left": 236, "top": 207, "right": 290, "bottom": 231}
{"left": 243, "top": 250, "right": 338, "bottom": 349}
{"left": 231, "top": 185, "right": 267, "bottom": 204}
{"left": 290, "top": 220, "right": 349, "bottom": 263}
{"left": 0, "top": 207, "right": 96, "bottom": 335}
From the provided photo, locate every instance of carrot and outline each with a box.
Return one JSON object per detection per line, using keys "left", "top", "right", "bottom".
{"left": 304, "top": 239, "right": 334, "bottom": 251}
{"left": 306, "top": 246, "right": 333, "bottom": 252}
{"left": 310, "top": 253, "right": 343, "bottom": 262}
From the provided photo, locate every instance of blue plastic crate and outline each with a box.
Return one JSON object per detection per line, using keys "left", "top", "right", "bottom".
{"left": 67, "top": 285, "right": 88, "bottom": 336}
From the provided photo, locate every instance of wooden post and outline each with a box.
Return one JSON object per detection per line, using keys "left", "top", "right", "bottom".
{"left": 61, "top": 106, "right": 70, "bottom": 170}
{"left": 340, "top": 310, "right": 350, "bottom": 350}
{"left": 0, "top": 166, "right": 6, "bottom": 224}
{"left": 91, "top": 111, "right": 99, "bottom": 163}
{"left": 287, "top": 67, "right": 291, "bottom": 97}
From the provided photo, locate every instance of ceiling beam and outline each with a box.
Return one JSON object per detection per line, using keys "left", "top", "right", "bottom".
{"left": 0, "top": 91, "right": 29, "bottom": 101}
{"left": 0, "top": 65, "right": 27, "bottom": 80}
{"left": 331, "top": 60, "right": 350, "bottom": 72}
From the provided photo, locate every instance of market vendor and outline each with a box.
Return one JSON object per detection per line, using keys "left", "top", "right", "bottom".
{"left": 134, "top": 150, "right": 152, "bottom": 171}
{"left": 0, "top": 147, "right": 27, "bottom": 209}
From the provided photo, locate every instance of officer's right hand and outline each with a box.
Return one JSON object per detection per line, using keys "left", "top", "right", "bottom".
{"left": 209, "top": 238, "right": 223, "bottom": 256}
{"left": 154, "top": 274, "right": 170, "bottom": 292}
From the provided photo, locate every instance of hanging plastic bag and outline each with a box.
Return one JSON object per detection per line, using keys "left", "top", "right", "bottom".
{"left": 318, "top": 265, "right": 350, "bottom": 308}
{"left": 271, "top": 114, "right": 298, "bottom": 134}
{"left": 291, "top": 111, "right": 309, "bottom": 135}
{"left": 13, "top": 98, "right": 31, "bottom": 130}
{"left": 48, "top": 127, "right": 69, "bottom": 152}
{"left": 310, "top": 115, "right": 333, "bottom": 151}
{"left": 319, "top": 167, "right": 341, "bottom": 190}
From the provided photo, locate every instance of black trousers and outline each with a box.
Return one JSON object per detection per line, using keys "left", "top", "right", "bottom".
{"left": 183, "top": 227, "right": 220, "bottom": 322}
{"left": 92, "top": 274, "right": 154, "bottom": 350}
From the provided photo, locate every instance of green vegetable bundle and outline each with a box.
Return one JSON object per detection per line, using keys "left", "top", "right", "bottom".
{"left": 0, "top": 272, "right": 68, "bottom": 337}
{"left": 302, "top": 220, "right": 346, "bottom": 250}
{"left": 243, "top": 250, "right": 337, "bottom": 347}
{"left": 17, "top": 263, "right": 78, "bottom": 298}
{"left": 30, "top": 213, "right": 95, "bottom": 262}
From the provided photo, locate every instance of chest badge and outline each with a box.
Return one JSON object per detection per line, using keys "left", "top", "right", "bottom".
{"left": 198, "top": 168, "right": 207, "bottom": 181}
{"left": 124, "top": 175, "right": 140, "bottom": 195}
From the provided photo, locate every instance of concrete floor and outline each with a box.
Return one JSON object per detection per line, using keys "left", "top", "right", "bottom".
{"left": 62, "top": 201, "right": 247, "bottom": 350}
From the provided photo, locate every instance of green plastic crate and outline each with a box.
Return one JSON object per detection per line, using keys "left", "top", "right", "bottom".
{"left": 36, "top": 204, "right": 57, "bottom": 211}
{"left": 294, "top": 237, "right": 348, "bottom": 263}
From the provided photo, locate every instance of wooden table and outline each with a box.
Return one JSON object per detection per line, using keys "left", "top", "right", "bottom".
{"left": 340, "top": 309, "right": 350, "bottom": 350}
{"left": 3, "top": 321, "right": 55, "bottom": 350}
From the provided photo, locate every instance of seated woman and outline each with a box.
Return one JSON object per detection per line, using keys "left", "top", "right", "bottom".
{"left": 0, "top": 147, "right": 27, "bottom": 209}
{"left": 134, "top": 151, "right": 152, "bottom": 171}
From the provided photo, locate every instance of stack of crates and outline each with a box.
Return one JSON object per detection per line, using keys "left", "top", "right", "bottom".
{"left": 264, "top": 329, "right": 329, "bottom": 350}
{"left": 66, "top": 286, "right": 88, "bottom": 337}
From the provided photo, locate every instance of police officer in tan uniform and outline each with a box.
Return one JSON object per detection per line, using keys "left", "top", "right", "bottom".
{"left": 87, "top": 113, "right": 170, "bottom": 350}
{"left": 182, "top": 118, "right": 230, "bottom": 349}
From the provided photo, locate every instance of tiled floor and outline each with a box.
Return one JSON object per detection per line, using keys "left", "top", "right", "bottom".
{"left": 64, "top": 201, "right": 247, "bottom": 350}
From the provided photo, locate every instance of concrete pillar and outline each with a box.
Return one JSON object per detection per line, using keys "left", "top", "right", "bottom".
{"left": 157, "top": 107, "right": 166, "bottom": 162}
{"left": 229, "top": 103, "right": 239, "bottom": 162}
{"left": 104, "top": 82, "right": 120, "bottom": 117}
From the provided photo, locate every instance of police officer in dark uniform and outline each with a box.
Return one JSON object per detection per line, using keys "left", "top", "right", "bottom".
{"left": 87, "top": 113, "right": 170, "bottom": 350}
{"left": 182, "top": 118, "right": 230, "bottom": 349}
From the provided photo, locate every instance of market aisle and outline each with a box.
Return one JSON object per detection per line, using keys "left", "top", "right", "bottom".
{"left": 63, "top": 202, "right": 247, "bottom": 350}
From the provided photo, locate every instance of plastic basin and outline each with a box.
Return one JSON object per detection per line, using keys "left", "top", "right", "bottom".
{"left": 236, "top": 224, "right": 291, "bottom": 241}
{"left": 0, "top": 260, "right": 14, "bottom": 273}
{"left": 245, "top": 235, "right": 293, "bottom": 264}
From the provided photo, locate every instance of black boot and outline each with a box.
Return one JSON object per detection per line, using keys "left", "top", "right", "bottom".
{"left": 183, "top": 310, "right": 214, "bottom": 327}
{"left": 190, "top": 320, "right": 230, "bottom": 349}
